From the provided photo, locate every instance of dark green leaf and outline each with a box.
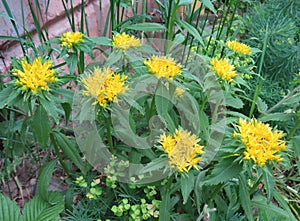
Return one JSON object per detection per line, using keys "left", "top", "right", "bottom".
{"left": 0, "top": 193, "right": 21, "bottom": 221}
{"left": 239, "top": 174, "right": 254, "bottom": 221}
{"left": 251, "top": 195, "right": 290, "bottom": 219}
{"left": 39, "top": 96, "right": 60, "bottom": 123}
{"left": 0, "top": 86, "right": 19, "bottom": 108}
{"left": 61, "top": 103, "right": 71, "bottom": 124}
{"left": 259, "top": 113, "right": 294, "bottom": 122}
{"left": 181, "top": 172, "right": 195, "bottom": 204}
{"left": 37, "top": 160, "right": 57, "bottom": 203}
{"left": 262, "top": 166, "right": 275, "bottom": 203}
{"left": 290, "top": 136, "right": 300, "bottom": 157}
{"left": 52, "top": 131, "right": 85, "bottom": 172}
{"left": 32, "top": 105, "right": 50, "bottom": 148}
{"left": 65, "top": 53, "right": 78, "bottom": 74}
{"left": 204, "top": 158, "right": 243, "bottom": 185}
{"left": 22, "top": 193, "right": 63, "bottom": 221}
{"left": 159, "top": 189, "right": 171, "bottom": 221}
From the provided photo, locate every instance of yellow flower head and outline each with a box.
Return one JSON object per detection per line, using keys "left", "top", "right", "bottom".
{"left": 174, "top": 87, "right": 185, "bottom": 97}
{"left": 112, "top": 33, "right": 141, "bottom": 50}
{"left": 144, "top": 55, "right": 182, "bottom": 79}
{"left": 159, "top": 129, "right": 205, "bottom": 173}
{"left": 60, "top": 31, "right": 84, "bottom": 48}
{"left": 226, "top": 40, "right": 252, "bottom": 55}
{"left": 13, "top": 57, "right": 57, "bottom": 94}
{"left": 210, "top": 57, "right": 237, "bottom": 81}
{"left": 233, "top": 118, "right": 287, "bottom": 167}
{"left": 81, "top": 67, "right": 128, "bottom": 108}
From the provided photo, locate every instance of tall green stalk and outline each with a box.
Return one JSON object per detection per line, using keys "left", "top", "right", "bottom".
{"left": 249, "top": 25, "right": 269, "bottom": 118}
{"left": 1, "top": 0, "right": 26, "bottom": 55}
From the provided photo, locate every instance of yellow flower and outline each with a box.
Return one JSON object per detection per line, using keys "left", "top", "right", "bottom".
{"left": 81, "top": 67, "right": 128, "bottom": 108}
{"left": 159, "top": 129, "right": 205, "bottom": 173}
{"left": 144, "top": 56, "right": 182, "bottom": 79}
{"left": 13, "top": 57, "right": 57, "bottom": 94}
{"left": 112, "top": 33, "right": 141, "bottom": 50}
{"left": 233, "top": 118, "right": 286, "bottom": 167}
{"left": 174, "top": 87, "right": 185, "bottom": 97}
{"left": 210, "top": 57, "right": 237, "bottom": 81}
{"left": 60, "top": 31, "right": 84, "bottom": 48}
{"left": 226, "top": 40, "right": 252, "bottom": 55}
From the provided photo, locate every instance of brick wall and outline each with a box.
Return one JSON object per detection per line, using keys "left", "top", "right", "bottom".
{"left": 0, "top": 0, "right": 158, "bottom": 73}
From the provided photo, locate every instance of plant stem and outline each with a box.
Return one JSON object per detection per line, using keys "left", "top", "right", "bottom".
{"left": 105, "top": 114, "right": 114, "bottom": 154}
{"left": 249, "top": 25, "right": 268, "bottom": 118}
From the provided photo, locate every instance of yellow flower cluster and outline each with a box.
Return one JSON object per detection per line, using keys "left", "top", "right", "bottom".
{"left": 233, "top": 118, "right": 287, "bottom": 167}
{"left": 144, "top": 56, "right": 182, "bottom": 79}
{"left": 60, "top": 31, "right": 84, "bottom": 48}
{"left": 210, "top": 57, "right": 237, "bottom": 81}
{"left": 13, "top": 57, "right": 57, "bottom": 94}
{"left": 112, "top": 33, "right": 141, "bottom": 50}
{"left": 159, "top": 129, "right": 205, "bottom": 173}
{"left": 81, "top": 68, "right": 128, "bottom": 108}
{"left": 226, "top": 40, "right": 252, "bottom": 55}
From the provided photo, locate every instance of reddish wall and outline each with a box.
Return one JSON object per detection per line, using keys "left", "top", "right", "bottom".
{"left": 0, "top": 0, "right": 158, "bottom": 73}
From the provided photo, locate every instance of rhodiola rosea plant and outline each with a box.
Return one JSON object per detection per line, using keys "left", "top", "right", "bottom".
{"left": 0, "top": 0, "right": 299, "bottom": 220}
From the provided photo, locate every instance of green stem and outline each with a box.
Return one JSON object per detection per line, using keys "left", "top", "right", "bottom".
{"left": 165, "top": 0, "right": 179, "bottom": 53}
{"left": 110, "top": 0, "right": 115, "bottom": 32}
{"left": 249, "top": 25, "right": 269, "bottom": 118}
{"left": 105, "top": 114, "right": 114, "bottom": 154}
{"left": 287, "top": 116, "right": 300, "bottom": 140}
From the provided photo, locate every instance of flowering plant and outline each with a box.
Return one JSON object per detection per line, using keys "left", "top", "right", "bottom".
{"left": 0, "top": 0, "right": 299, "bottom": 220}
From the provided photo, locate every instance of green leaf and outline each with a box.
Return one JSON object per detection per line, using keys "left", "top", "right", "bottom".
{"left": 204, "top": 158, "right": 243, "bottom": 185}
{"left": 37, "top": 160, "right": 57, "bottom": 203}
{"left": 181, "top": 172, "right": 195, "bottom": 204}
{"left": 199, "top": 110, "right": 210, "bottom": 141}
{"left": 22, "top": 195, "right": 48, "bottom": 221}
{"left": 0, "top": 193, "right": 21, "bottom": 221}
{"left": 251, "top": 195, "right": 291, "bottom": 220}
{"left": 176, "top": 19, "right": 205, "bottom": 47}
{"left": 262, "top": 166, "right": 275, "bottom": 203}
{"left": 226, "top": 95, "right": 244, "bottom": 109}
{"left": 39, "top": 96, "right": 60, "bottom": 124}
{"left": 32, "top": 105, "right": 50, "bottom": 148}
{"left": 65, "top": 53, "right": 78, "bottom": 74}
{"left": 259, "top": 113, "right": 294, "bottom": 122}
{"left": 35, "top": 197, "right": 63, "bottom": 221}
{"left": 159, "top": 188, "right": 171, "bottom": 221}
{"left": 238, "top": 174, "right": 254, "bottom": 221}
{"left": 201, "top": 0, "right": 217, "bottom": 15}
{"left": 52, "top": 131, "right": 85, "bottom": 172}
{"left": 90, "top": 37, "right": 112, "bottom": 46}
{"left": 22, "top": 193, "right": 63, "bottom": 221}
{"left": 140, "top": 157, "right": 169, "bottom": 174}
{"left": 125, "top": 23, "right": 166, "bottom": 32}
{"left": 272, "top": 190, "right": 297, "bottom": 220}
{"left": 290, "top": 135, "right": 300, "bottom": 157}
{"left": 0, "top": 86, "right": 19, "bottom": 108}
{"left": 61, "top": 102, "right": 71, "bottom": 124}
{"left": 257, "top": 97, "right": 268, "bottom": 113}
